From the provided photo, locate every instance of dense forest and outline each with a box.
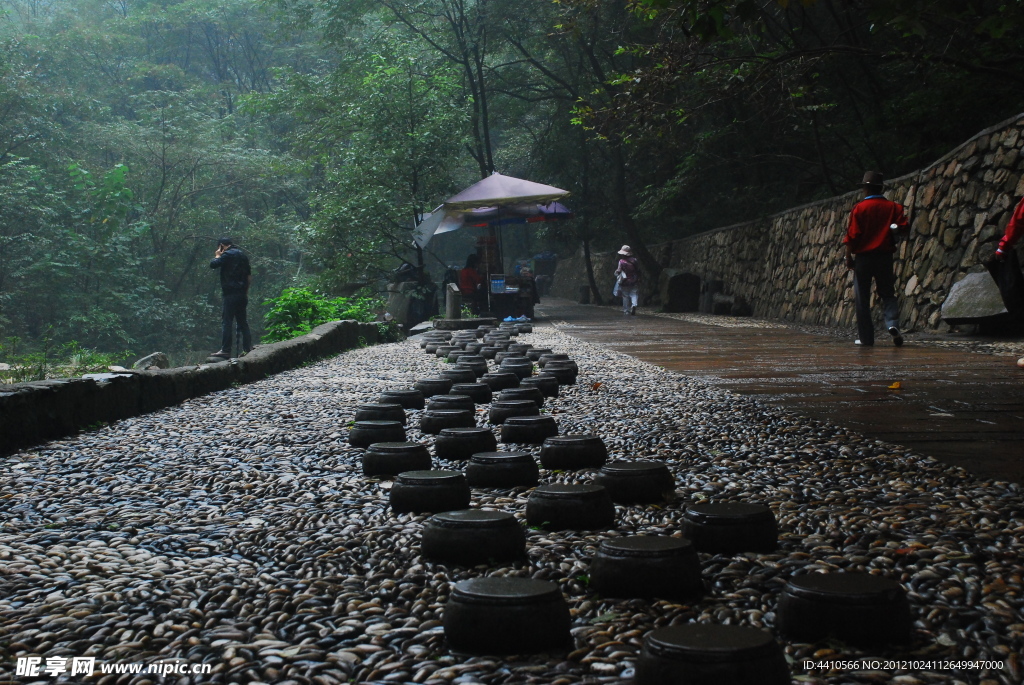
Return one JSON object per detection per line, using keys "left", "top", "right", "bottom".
{"left": 2, "top": 0, "right": 1023, "bottom": 366}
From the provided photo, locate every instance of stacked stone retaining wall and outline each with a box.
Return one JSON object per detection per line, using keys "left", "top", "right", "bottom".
{"left": 553, "top": 112, "right": 1024, "bottom": 331}
{"left": 0, "top": 320, "right": 380, "bottom": 455}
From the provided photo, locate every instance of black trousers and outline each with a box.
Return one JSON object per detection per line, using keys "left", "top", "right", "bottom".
{"left": 985, "top": 249, "right": 1024, "bottom": 319}
{"left": 221, "top": 292, "right": 252, "bottom": 355}
{"left": 853, "top": 251, "right": 899, "bottom": 345}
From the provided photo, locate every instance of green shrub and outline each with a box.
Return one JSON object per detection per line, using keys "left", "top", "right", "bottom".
{"left": 262, "top": 287, "right": 387, "bottom": 343}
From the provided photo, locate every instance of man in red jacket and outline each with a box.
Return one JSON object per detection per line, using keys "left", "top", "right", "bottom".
{"left": 991, "top": 196, "right": 1024, "bottom": 260}
{"left": 843, "top": 171, "right": 909, "bottom": 346}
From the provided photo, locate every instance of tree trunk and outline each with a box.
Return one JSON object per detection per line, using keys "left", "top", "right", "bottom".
{"left": 582, "top": 234, "right": 603, "bottom": 305}
{"left": 610, "top": 143, "right": 661, "bottom": 280}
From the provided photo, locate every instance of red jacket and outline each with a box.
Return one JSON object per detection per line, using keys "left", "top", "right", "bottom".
{"left": 996, "top": 197, "right": 1024, "bottom": 255}
{"left": 459, "top": 267, "right": 484, "bottom": 295}
{"left": 843, "top": 197, "right": 908, "bottom": 254}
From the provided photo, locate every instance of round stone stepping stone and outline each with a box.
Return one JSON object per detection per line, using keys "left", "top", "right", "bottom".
{"left": 526, "top": 347, "right": 553, "bottom": 361}
{"left": 414, "top": 377, "right": 454, "bottom": 398}
{"left": 447, "top": 350, "right": 474, "bottom": 363}
{"left": 440, "top": 368, "right": 477, "bottom": 384}
{"left": 540, "top": 363, "right": 577, "bottom": 384}
{"left": 449, "top": 340, "right": 469, "bottom": 351}
{"left": 539, "top": 435, "right": 607, "bottom": 469}
{"left": 493, "top": 350, "right": 524, "bottom": 365}
{"left": 489, "top": 400, "right": 539, "bottom": 424}
{"left": 543, "top": 358, "right": 578, "bottom": 373}
{"left": 681, "top": 502, "right": 778, "bottom": 554}
{"left": 497, "top": 386, "right": 544, "bottom": 407}
{"left": 456, "top": 357, "right": 488, "bottom": 376}
{"left": 589, "top": 536, "right": 703, "bottom": 601}
{"left": 480, "top": 372, "right": 520, "bottom": 391}
{"left": 424, "top": 342, "right": 444, "bottom": 354}
{"left": 434, "top": 345, "right": 458, "bottom": 358}
{"left": 526, "top": 484, "right": 615, "bottom": 531}
{"left": 466, "top": 451, "right": 539, "bottom": 488}
{"left": 479, "top": 346, "right": 501, "bottom": 359}
{"left": 464, "top": 342, "right": 484, "bottom": 354}
{"left": 776, "top": 573, "right": 911, "bottom": 647}
{"left": 420, "top": 334, "right": 445, "bottom": 349}
{"left": 537, "top": 353, "right": 570, "bottom": 367}
{"left": 499, "top": 358, "right": 534, "bottom": 379}
{"left": 520, "top": 375, "right": 559, "bottom": 398}
{"left": 516, "top": 323, "right": 533, "bottom": 333}
{"left": 594, "top": 461, "right": 676, "bottom": 504}
{"left": 427, "top": 394, "right": 475, "bottom": 412}
{"left": 443, "top": 577, "right": 570, "bottom": 654}
{"left": 390, "top": 470, "right": 470, "bottom": 514}
{"left": 508, "top": 343, "right": 533, "bottom": 355}
{"left": 349, "top": 420, "right": 406, "bottom": 448}
{"left": 419, "top": 409, "right": 476, "bottom": 435}
{"left": 362, "top": 442, "right": 431, "bottom": 477}
{"left": 435, "top": 427, "right": 497, "bottom": 461}
{"left": 636, "top": 624, "right": 790, "bottom": 685}
{"left": 501, "top": 415, "right": 558, "bottom": 444}
{"left": 487, "top": 339, "right": 513, "bottom": 351}
{"left": 451, "top": 382, "right": 492, "bottom": 404}
{"left": 421, "top": 509, "right": 526, "bottom": 565}
{"left": 354, "top": 403, "right": 406, "bottom": 425}
{"left": 379, "top": 389, "right": 425, "bottom": 410}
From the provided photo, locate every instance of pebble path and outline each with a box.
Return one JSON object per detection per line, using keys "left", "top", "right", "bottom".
{"left": 1, "top": 328, "right": 1022, "bottom": 685}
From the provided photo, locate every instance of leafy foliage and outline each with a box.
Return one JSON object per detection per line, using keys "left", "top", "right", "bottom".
{"left": 262, "top": 287, "right": 384, "bottom": 342}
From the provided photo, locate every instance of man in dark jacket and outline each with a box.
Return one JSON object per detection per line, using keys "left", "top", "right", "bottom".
{"left": 210, "top": 237, "right": 252, "bottom": 358}
{"left": 843, "top": 172, "right": 909, "bottom": 346}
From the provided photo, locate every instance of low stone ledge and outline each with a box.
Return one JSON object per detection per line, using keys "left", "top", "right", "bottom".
{"left": 0, "top": 320, "right": 380, "bottom": 455}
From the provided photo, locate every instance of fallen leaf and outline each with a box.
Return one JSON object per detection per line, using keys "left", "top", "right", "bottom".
{"left": 888, "top": 381, "right": 901, "bottom": 389}
{"left": 590, "top": 382, "right": 603, "bottom": 391}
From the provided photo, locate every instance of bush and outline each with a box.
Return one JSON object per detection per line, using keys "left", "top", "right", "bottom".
{"left": 262, "top": 287, "right": 389, "bottom": 343}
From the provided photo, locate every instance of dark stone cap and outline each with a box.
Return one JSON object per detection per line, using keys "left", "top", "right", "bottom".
{"left": 503, "top": 416, "right": 556, "bottom": 426}
{"left": 785, "top": 572, "right": 906, "bottom": 604}
{"left": 429, "top": 509, "right": 516, "bottom": 528}
{"left": 365, "top": 442, "right": 429, "bottom": 454}
{"left": 599, "top": 535, "right": 692, "bottom": 558}
{"left": 357, "top": 403, "right": 403, "bottom": 411}
{"left": 353, "top": 420, "right": 403, "bottom": 428}
{"left": 470, "top": 451, "right": 534, "bottom": 464}
{"left": 644, "top": 624, "right": 781, "bottom": 662}
{"left": 543, "top": 434, "right": 603, "bottom": 446}
{"left": 684, "top": 502, "right": 774, "bottom": 525}
{"left": 438, "top": 427, "right": 493, "bottom": 437}
{"left": 452, "top": 577, "right": 562, "bottom": 605}
{"left": 531, "top": 483, "right": 606, "bottom": 499}
{"left": 600, "top": 460, "right": 670, "bottom": 476}
{"left": 396, "top": 469, "right": 464, "bottom": 484}
{"left": 431, "top": 394, "right": 473, "bottom": 403}
{"left": 422, "top": 409, "right": 473, "bottom": 418}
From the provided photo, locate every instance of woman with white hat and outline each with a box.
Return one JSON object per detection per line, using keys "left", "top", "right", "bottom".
{"left": 614, "top": 245, "right": 641, "bottom": 315}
